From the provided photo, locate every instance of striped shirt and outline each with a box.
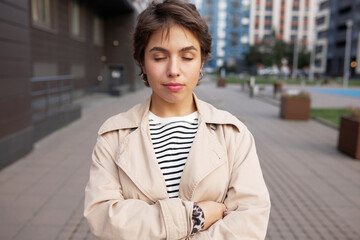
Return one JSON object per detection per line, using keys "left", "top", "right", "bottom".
{"left": 149, "top": 111, "right": 198, "bottom": 198}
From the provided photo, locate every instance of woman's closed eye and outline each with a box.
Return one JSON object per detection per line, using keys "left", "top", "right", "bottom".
{"left": 154, "top": 56, "right": 167, "bottom": 61}
{"left": 182, "top": 57, "right": 193, "bottom": 61}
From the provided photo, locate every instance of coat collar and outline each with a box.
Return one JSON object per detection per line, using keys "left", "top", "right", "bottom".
{"left": 98, "top": 93, "right": 245, "bottom": 202}
{"left": 98, "top": 93, "right": 242, "bottom": 135}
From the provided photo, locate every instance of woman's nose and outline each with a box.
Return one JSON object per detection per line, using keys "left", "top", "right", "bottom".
{"left": 167, "top": 58, "right": 180, "bottom": 77}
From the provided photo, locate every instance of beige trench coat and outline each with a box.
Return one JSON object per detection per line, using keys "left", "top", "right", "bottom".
{"left": 84, "top": 94, "right": 270, "bottom": 240}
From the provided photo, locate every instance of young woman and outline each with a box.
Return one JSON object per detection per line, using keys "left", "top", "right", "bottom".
{"left": 84, "top": 1, "right": 270, "bottom": 239}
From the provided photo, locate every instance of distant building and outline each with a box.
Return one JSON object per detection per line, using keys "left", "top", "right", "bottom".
{"left": 198, "top": 0, "right": 251, "bottom": 71}
{"left": 314, "top": 0, "right": 360, "bottom": 78}
{"left": 0, "top": 0, "right": 149, "bottom": 169}
{"left": 249, "top": 0, "right": 316, "bottom": 48}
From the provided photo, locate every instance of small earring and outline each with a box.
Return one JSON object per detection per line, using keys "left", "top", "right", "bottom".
{"left": 199, "top": 71, "right": 204, "bottom": 81}
{"left": 141, "top": 73, "right": 148, "bottom": 83}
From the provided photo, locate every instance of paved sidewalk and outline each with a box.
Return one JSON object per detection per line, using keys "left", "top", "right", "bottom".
{"left": 0, "top": 82, "right": 359, "bottom": 239}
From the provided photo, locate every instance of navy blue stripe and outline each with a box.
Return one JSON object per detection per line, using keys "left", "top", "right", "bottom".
{"left": 160, "top": 162, "right": 185, "bottom": 170}
{"left": 164, "top": 176, "right": 182, "bottom": 181}
{"left": 151, "top": 130, "right": 197, "bottom": 141}
{"left": 166, "top": 183, "right": 180, "bottom": 188}
{"left": 162, "top": 169, "right": 183, "bottom": 175}
{"left": 153, "top": 141, "right": 193, "bottom": 150}
{"left": 157, "top": 151, "right": 190, "bottom": 160}
{"left": 155, "top": 146, "right": 191, "bottom": 155}
{"left": 150, "top": 125, "right": 198, "bottom": 136}
{"left": 152, "top": 136, "right": 195, "bottom": 145}
{"left": 158, "top": 157, "right": 187, "bottom": 165}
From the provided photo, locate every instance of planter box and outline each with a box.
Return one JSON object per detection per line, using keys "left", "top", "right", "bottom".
{"left": 217, "top": 77, "right": 226, "bottom": 87}
{"left": 280, "top": 96, "right": 310, "bottom": 120}
{"left": 337, "top": 116, "right": 360, "bottom": 160}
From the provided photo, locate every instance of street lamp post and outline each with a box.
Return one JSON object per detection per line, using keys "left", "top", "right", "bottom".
{"left": 343, "top": 19, "right": 353, "bottom": 88}
{"left": 309, "top": 30, "right": 316, "bottom": 82}
{"left": 292, "top": 34, "right": 299, "bottom": 80}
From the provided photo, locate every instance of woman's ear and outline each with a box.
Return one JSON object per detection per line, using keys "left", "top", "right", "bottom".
{"left": 141, "top": 64, "right": 146, "bottom": 74}
{"left": 200, "top": 62, "right": 205, "bottom": 72}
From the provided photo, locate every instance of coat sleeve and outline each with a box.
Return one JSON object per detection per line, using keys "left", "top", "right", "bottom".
{"left": 84, "top": 134, "right": 194, "bottom": 240}
{"left": 190, "top": 125, "right": 271, "bottom": 240}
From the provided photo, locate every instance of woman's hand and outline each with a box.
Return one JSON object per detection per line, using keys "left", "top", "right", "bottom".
{"left": 197, "top": 201, "right": 226, "bottom": 230}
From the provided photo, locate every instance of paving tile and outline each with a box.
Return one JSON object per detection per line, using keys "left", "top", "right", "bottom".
{"left": 0, "top": 205, "right": 36, "bottom": 225}
{"left": 29, "top": 209, "right": 72, "bottom": 227}
{"left": 0, "top": 223, "right": 22, "bottom": 239}
{"left": 13, "top": 225, "right": 59, "bottom": 240}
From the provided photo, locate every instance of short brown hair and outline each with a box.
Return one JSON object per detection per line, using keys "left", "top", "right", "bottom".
{"left": 132, "top": 0, "right": 212, "bottom": 74}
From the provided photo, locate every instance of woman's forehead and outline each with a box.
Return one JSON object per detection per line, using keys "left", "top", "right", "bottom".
{"left": 147, "top": 25, "right": 200, "bottom": 50}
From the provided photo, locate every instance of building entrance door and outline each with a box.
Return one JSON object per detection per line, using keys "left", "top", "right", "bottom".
{"left": 108, "top": 66, "right": 126, "bottom": 95}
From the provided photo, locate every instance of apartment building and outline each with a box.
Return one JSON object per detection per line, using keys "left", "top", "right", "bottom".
{"left": 0, "top": 0, "right": 149, "bottom": 168}
{"left": 249, "top": 0, "right": 316, "bottom": 49}
{"left": 199, "top": 0, "right": 251, "bottom": 71}
{"left": 314, "top": 0, "right": 360, "bottom": 78}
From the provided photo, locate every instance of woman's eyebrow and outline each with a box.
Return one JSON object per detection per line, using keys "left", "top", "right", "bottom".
{"left": 149, "top": 46, "right": 198, "bottom": 53}
{"left": 180, "top": 46, "right": 198, "bottom": 52}
{"left": 149, "top": 47, "right": 168, "bottom": 52}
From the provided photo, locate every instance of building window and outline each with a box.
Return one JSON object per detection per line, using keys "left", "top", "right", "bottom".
{"left": 264, "top": 34, "right": 272, "bottom": 43}
{"left": 293, "top": 6, "right": 299, "bottom": 11}
{"left": 205, "top": 14, "right": 213, "bottom": 29}
{"left": 317, "top": 30, "right": 328, "bottom": 39}
{"left": 316, "top": 16, "right": 325, "bottom": 26}
{"left": 319, "top": 1, "right": 330, "bottom": 10}
{"left": 31, "top": 0, "right": 53, "bottom": 29}
{"left": 242, "top": 0, "right": 250, "bottom": 10}
{"left": 205, "top": 0, "right": 213, "bottom": 8}
{"left": 231, "top": 0, "right": 239, "bottom": 9}
{"left": 230, "top": 33, "right": 238, "bottom": 46}
{"left": 71, "top": 0, "right": 80, "bottom": 36}
{"left": 336, "top": 40, "right": 346, "bottom": 47}
{"left": 315, "top": 45, "right": 323, "bottom": 53}
{"left": 264, "top": 16, "right": 272, "bottom": 30}
{"left": 231, "top": 14, "right": 239, "bottom": 28}
{"left": 337, "top": 23, "right": 347, "bottom": 31}
{"left": 338, "top": 6, "right": 351, "bottom": 15}
{"left": 93, "top": 17, "right": 103, "bottom": 46}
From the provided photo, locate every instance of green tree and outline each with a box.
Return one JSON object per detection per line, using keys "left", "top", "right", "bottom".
{"left": 244, "top": 34, "right": 309, "bottom": 70}
{"left": 298, "top": 46, "right": 310, "bottom": 69}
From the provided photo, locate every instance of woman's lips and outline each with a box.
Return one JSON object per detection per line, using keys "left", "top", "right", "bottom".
{"left": 164, "top": 83, "right": 184, "bottom": 91}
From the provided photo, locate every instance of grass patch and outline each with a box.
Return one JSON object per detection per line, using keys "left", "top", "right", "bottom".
{"left": 223, "top": 75, "right": 360, "bottom": 86}
{"left": 310, "top": 108, "right": 351, "bottom": 127}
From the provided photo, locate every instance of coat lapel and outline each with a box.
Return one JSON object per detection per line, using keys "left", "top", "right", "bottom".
{"left": 178, "top": 120, "right": 227, "bottom": 201}
{"left": 114, "top": 115, "right": 169, "bottom": 202}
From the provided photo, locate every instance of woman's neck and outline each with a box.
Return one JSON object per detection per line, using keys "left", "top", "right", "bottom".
{"left": 150, "top": 94, "right": 197, "bottom": 118}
